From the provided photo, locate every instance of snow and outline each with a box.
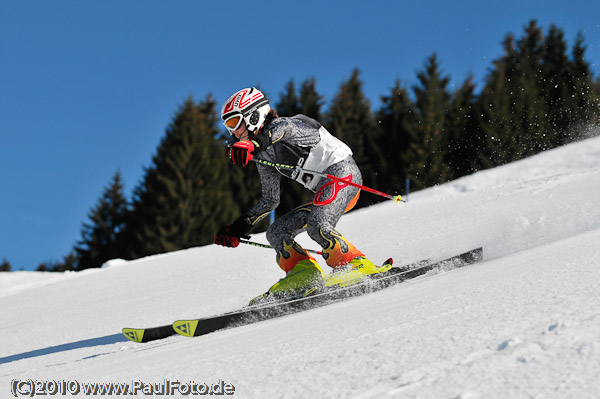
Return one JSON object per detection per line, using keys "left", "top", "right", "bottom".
{"left": 2, "top": 134, "right": 600, "bottom": 398}
{"left": 100, "top": 258, "right": 128, "bottom": 269}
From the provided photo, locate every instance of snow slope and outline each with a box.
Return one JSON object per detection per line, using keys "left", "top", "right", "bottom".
{"left": 2, "top": 134, "right": 600, "bottom": 398}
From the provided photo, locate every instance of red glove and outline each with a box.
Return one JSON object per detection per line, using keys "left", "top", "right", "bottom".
{"left": 214, "top": 217, "right": 252, "bottom": 248}
{"left": 228, "top": 140, "right": 256, "bottom": 167}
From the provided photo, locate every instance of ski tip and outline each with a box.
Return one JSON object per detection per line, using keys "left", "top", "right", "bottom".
{"left": 470, "top": 247, "right": 484, "bottom": 262}
{"left": 172, "top": 320, "right": 200, "bottom": 337}
{"left": 384, "top": 257, "right": 393, "bottom": 266}
{"left": 122, "top": 328, "right": 145, "bottom": 343}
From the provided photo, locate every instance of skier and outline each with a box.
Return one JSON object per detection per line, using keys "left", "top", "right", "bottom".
{"left": 214, "top": 87, "right": 391, "bottom": 304}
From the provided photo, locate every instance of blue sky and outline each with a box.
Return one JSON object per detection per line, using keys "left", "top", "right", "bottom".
{"left": 1, "top": 0, "right": 599, "bottom": 271}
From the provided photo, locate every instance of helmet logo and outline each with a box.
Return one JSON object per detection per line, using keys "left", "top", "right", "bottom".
{"left": 225, "top": 89, "right": 264, "bottom": 114}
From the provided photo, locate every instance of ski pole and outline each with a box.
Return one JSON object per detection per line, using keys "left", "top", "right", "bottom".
{"left": 252, "top": 158, "right": 405, "bottom": 203}
{"left": 240, "top": 239, "right": 323, "bottom": 255}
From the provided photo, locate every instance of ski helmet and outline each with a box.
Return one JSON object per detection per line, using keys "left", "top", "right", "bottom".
{"left": 221, "top": 87, "right": 270, "bottom": 134}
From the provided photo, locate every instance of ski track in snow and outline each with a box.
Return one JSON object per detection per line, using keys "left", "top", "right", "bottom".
{"left": 1, "top": 134, "right": 600, "bottom": 398}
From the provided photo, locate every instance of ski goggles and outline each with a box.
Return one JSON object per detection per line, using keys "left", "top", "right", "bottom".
{"left": 223, "top": 113, "right": 244, "bottom": 134}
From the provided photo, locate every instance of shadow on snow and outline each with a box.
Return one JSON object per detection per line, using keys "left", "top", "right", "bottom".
{"left": 0, "top": 334, "right": 128, "bottom": 365}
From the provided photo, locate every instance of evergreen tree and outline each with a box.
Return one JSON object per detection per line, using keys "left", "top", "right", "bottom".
{"left": 515, "top": 20, "right": 553, "bottom": 154}
{"left": 75, "top": 171, "right": 128, "bottom": 270}
{"left": 540, "top": 25, "right": 572, "bottom": 145}
{"left": 477, "top": 21, "right": 550, "bottom": 167}
{"left": 476, "top": 20, "right": 600, "bottom": 169}
{"left": 477, "top": 34, "right": 523, "bottom": 168}
{"left": 53, "top": 252, "right": 77, "bottom": 272}
{"left": 36, "top": 253, "right": 77, "bottom": 272}
{"left": 35, "top": 263, "right": 48, "bottom": 272}
{"left": 0, "top": 258, "right": 11, "bottom": 272}
{"left": 326, "top": 69, "right": 383, "bottom": 207}
{"left": 408, "top": 53, "right": 453, "bottom": 189}
{"left": 276, "top": 80, "right": 301, "bottom": 117}
{"left": 446, "top": 76, "right": 479, "bottom": 178}
{"left": 299, "top": 77, "right": 324, "bottom": 121}
{"left": 275, "top": 77, "right": 324, "bottom": 120}
{"left": 375, "top": 80, "right": 415, "bottom": 194}
{"left": 124, "top": 95, "right": 239, "bottom": 258}
{"left": 568, "top": 32, "right": 600, "bottom": 139}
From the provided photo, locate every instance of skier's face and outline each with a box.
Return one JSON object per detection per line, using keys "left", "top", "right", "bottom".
{"left": 232, "top": 121, "right": 250, "bottom": 141}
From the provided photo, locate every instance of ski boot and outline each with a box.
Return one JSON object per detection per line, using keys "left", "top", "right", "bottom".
{"left": 325, "top": 256, "right": 392, "bottom": 288}
{"left": 249, "top": 240, "right": 325, "bottom": 306}
{"left": 321, "top": 232, "right": 392, "bottom": 288}
{"left": 249, "top": 259, "right": 326, "bottom": 306}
